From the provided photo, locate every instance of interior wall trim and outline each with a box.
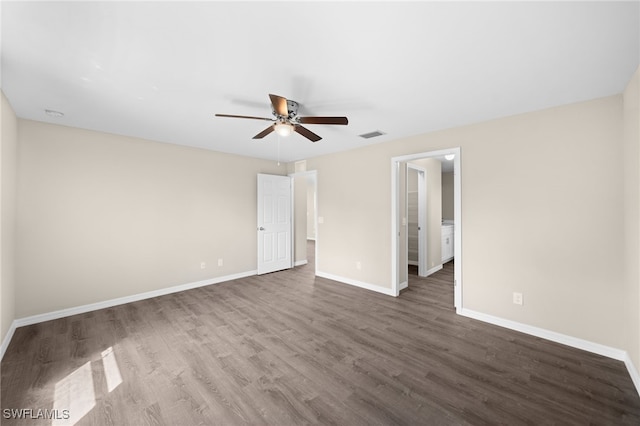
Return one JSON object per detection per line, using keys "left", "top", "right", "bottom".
{"left": 0, "top": 321, "right": 18, "bottom": 361}
{"left": 624, "top": 352, "right": 640, "bottom": 397}
{"left": 423, "top": 264, "right": 443, "bottom": 277}
{"left": 315, "top": 271, "right": 396, "bottom": 296}
{"left": 459, "top": 308, "right": 640, "bottom": 397}
{"left": 10, "top": 269, "right": 257, "bottom": 331}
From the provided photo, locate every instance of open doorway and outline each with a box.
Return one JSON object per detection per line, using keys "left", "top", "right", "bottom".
{"left": 290, "top": 168, "right": 318, "bottom": 274}
{"left": 391, "top": 148, "right": 462, "bottom": 309}
{"left": 305, "top": 171, "right": 317, "bottom": 271}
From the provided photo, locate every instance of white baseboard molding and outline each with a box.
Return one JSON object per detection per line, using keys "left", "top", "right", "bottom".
{"left": 294, "top": 259, "right": 308, "bottom": 267}
{"left": 423, "top": 264, "right": 443, "bottom": 277}
{"left": 316, "top": 271, "right": 396, "bottom": 296}
{"left": 624, "top": 352, "right": 640, "bottom": 396}
{"left": 0, "top": 320, "right": 18, "bottom": 361}
{"left": 459, "top": 308, "right": 640, "bottom": 397}
{"left": 399, "top": 281, "right": 408, "bottom": 291}
{"left": 407, "top": 263, "right": 442, "bottom": 277}
{"left": 14, "top": 270, "right": 257, "bottom": 329}
{"left": 458, "top": 308, "right": 626, "bottom": 360}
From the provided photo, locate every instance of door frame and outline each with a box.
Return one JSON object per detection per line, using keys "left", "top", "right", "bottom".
{"left": 391, "top": 147, "right": 462, "bottom": 309}
{"left": 406, "top": 163, "right": 428, "bottom": 277}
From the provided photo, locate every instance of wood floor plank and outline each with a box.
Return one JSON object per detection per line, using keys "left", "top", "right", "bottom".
{"left": 2, "top": 241, "right": 640, "bottom": 425}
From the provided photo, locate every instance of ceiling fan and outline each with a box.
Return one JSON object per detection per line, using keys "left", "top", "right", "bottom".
{"left": 215, "top": 94, "right": 348, "bottom": 142}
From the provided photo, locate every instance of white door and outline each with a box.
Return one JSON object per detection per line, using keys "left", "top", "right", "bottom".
{"left": 417, "top": 168, "right": 427, "bottom": 277}
{"left": 257, "top": 174, "right": 293, "bottom": 275}
{"left": 408, "top": 164, "right": 428, "bottom": 277}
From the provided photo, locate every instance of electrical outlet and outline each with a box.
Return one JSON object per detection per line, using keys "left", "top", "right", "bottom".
{"left": 200, "top": 262, "right": 206, "bottom": 270}
{"left": 513, "top": 292, "right": 523, "bottom": 305}
{"left": 218, "top": 258, "right": 224, "bottom": 267}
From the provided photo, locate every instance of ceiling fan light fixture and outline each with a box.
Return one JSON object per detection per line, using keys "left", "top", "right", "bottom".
{"left": 274, "top": 122, "right": 294, "bottom": 137}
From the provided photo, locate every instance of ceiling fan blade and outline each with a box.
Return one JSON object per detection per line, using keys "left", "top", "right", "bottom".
{"left": 298, "top": 116, "right": 349, "bottom": 125}
{"left": 269, "top": 94, "right": 289, "bottom": 116}
{"left": 215, "top": 113, "right": 273, "bottom": 121}
{"left": 253, "top": 125, "right": 275, "bottom": 139}
{"left": 294, "top": 125, "right": 322, "bottom": 142}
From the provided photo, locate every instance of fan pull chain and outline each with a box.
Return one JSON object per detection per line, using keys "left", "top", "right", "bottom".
{"left": 277, "top": 134, "right": 281, "bottom": 166}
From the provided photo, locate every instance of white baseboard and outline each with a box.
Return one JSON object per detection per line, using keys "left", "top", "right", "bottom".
{"left": 294, "top": 259, "right": 308, "bottom": 267}
{"left": 407, "top": 263, "right": 442, "bottom": 277}
{"left": 624, "top": 352, "right": 640, "bottom": 396}
{"left": 458, "top": 308, "right": 626, "bottom": 360}
{"left": 0, "top": 320, "right": 18, "bottom": 361}
{"left": 423, "top": 264, "right": 443, "bottom": 277}
{"left": 14, "top": 270, "right": 257, "bottom": 329}
{"left": 399, "top": 281, "right": 408, "bottom": 291}
{"left": 315, "top": 271, "right": 396, "bottom": 296}
{"left": 458, "top": 308, "right": 640, "bottom": 397}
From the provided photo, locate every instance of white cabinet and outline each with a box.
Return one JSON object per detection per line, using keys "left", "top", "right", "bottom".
{"left": 441, "top": 225, "right": 454, "bottom": 263}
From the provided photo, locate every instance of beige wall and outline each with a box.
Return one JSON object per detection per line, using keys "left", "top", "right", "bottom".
{"left": 16, "top": 120, "right": 285, "bottom": 317}
{"left": 623, "top": 67, "right": 640, "bottom": 369}
{"left": 1, "top": 91, "right": 18, "bottom": 344}
{"left": 310, "top": 146, "right": 394, "bottom": 287}
{"left": 442, "top": 171, "right": 454, "bottom": 221}
{"left": 309, "top": 94, "right": 627, "bottom": 350}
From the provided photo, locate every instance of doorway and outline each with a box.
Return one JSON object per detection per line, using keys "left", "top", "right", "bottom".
{"left": 289, "top": 169, "right": 318, "bottom": 274}
{"left": 406, "top": 164, "right": 427, "bottom": 278}
{"left": 391, "top": 148, "right": 462, "bottom": 309}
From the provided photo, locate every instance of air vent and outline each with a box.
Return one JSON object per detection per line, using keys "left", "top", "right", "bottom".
{"left": 45, "top": 109, "right": 64, "bottom": 118}
{"left": 359, "top": 130, "right": 386, "bottom": 139}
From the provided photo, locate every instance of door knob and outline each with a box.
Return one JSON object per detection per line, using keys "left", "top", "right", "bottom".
{"left": 258, "top": 226, "right": 265, "bottom": 231}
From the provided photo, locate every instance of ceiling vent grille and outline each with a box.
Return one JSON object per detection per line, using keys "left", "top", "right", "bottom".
{"left": 359, "top": 130, "right": 386, "bottom": 139}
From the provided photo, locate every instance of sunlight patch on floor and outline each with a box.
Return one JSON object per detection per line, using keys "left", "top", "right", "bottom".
{"left": 50, "top": 346, "right": 123, "bottom": 425}
{"left": 52, "top": 362, "right": 95, "bottom": 426}
{"left": 101, "top": 346, "right": 123, "bottom": 393}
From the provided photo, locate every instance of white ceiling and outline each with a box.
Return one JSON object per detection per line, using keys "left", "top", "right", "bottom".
{"left": 2, "top": 1, "right": 638, "bottom": 163}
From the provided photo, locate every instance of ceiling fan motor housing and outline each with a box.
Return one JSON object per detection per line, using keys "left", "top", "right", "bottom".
{"left": 271, "top": 99, "right": 299, "bottom": 120}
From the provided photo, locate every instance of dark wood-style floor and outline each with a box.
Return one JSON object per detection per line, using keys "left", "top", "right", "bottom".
{"left": 2, "top": 241, "right": 640, "bottom": 425}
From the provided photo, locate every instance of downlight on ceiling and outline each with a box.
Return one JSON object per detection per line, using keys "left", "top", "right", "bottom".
{"left": 45, "top": 109, "right": 64, "bottom": 118}
{"left": 445, "top": 154, "right": 455, "bottom": 161}
{"left": 359, "top": 130, "right": 386, "bottom": 139}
